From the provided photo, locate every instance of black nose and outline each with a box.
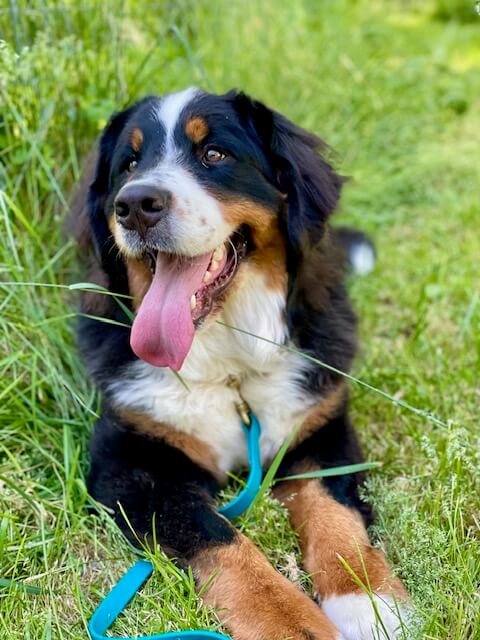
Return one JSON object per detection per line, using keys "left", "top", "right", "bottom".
{"left": 114, "top": 184, "right": 171, "bottom": 236}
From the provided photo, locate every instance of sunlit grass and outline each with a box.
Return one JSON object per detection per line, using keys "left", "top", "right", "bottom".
{"left": 0, "top": 1, "right": 479, "bottom": 638}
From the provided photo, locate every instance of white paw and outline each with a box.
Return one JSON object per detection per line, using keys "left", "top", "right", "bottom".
{"left": 322, "top": 592, "right": 412, "bottom": 640}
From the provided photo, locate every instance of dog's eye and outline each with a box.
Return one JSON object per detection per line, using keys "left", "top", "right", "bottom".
{"left": 128, "top": 159, "right": 138, "bottom": 172}
{"left": 202, "top": 147, "right": 226, "bottom": 166}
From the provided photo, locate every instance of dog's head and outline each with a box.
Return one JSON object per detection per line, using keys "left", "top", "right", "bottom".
{"left": 87, "top": 88, "right": 344, "bottom": 370}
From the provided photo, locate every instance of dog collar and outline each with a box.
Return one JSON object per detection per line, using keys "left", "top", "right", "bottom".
{"left": 88, "top": 406, "right": 262, "bottom": 640}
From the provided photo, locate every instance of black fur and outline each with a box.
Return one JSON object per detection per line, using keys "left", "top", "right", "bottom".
{"left": 227, "top": 92, "right": 356, "bottom": 391}
{"left": 77, "top": 311, "right": 134, "bottom": 389}
{"left": 89, "top": 410, "right": 235, "bottom": 558}
{"left": 75, "top": 88, "right": 369, "bottom": 573}
{"left": 230, "top": 91, "right": 344, "bottom": 248}
{"left": 88, "top": 100, "right": 151, "bottom": 263}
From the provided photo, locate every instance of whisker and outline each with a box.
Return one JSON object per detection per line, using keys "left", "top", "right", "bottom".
{"left": 227, "top": 237, "right": 238, "bottom": 272}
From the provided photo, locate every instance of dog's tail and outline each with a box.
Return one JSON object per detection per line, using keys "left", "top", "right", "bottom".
{"left": 333, "top": 226, "right": 376, "bottom": 276}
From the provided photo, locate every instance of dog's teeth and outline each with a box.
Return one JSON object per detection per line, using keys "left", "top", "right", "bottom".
{"left": 203, "top": 270, "right": 212, "bottom": 283}
{"left": 190, "top": 295, "right": 196, "bottom": 310}
{"left": 213, "top": 246, "right": 225, "bottom": 262}
{"left": 210, "top": 259, "right": 219, "bottom": 272}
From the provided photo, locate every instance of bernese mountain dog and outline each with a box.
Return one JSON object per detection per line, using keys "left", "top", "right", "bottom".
{"left": 71, "top": 88, "right": 411, "bottom": 640}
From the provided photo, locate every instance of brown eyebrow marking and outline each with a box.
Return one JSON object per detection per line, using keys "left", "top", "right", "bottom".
{"left": 126, "top": 258, "right": 152, "bottom": 310}
{"left": 185, "top": 116, "right": 209, "bottom": 144}
{"left": 129, "top": 127, "right": 144, "bottom": 152}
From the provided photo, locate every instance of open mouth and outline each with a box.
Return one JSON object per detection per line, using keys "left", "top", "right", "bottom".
{"left": 147, "top": 228, "right": 247, "bottom": 325}
{"left": 130, "top": 228, "right": 248, "bottom": 371}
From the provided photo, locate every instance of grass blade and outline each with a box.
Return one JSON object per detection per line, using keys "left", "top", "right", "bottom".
{"left": 0, "top": 578, "right": 42, "bottom": 595}
{"left": 276, "top": 462, "right": 382, "bottom": 483}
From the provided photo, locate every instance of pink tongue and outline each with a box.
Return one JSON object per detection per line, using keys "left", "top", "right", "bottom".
{"left": 130, "top": 251, "right": 212, "bottom": 370}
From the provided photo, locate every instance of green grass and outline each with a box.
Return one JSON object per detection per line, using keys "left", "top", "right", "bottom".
{"left": 0, "top": 1, "right": 479, "bottom": 638}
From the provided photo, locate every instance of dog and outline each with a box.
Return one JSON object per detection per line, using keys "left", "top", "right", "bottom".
{"left": 71, "top": 88, "right": 411, "bottom": 640}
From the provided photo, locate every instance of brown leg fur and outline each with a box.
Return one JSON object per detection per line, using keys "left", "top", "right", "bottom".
{"left": 193, "top": 533, "right": 342, "bottom": 640}
{"left": 274, "top": 479, "right": 408, "bottom": 601}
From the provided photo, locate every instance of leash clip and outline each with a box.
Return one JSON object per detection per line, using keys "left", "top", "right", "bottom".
{"left": 226, "top": 376, "right": 251, "bottom": 426}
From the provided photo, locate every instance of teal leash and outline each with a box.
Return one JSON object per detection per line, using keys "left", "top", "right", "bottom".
{"left": 88, "top": 411, "right": 262, "bottom": 640}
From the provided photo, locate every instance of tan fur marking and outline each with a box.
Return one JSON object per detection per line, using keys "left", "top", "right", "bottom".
{"left": 274, "top": 479, "right": 408, "bottom": 600}
{"left": 249, "top": 232, "right": 286, "bottom": 291}
{"left": 185, "top": 116, "right": 209, "bottom": 144}
{"left": 108, "top": 214, "right": 136, "bottom": 257}
{"left": 292, "top": 383, "right": 347, "bottom": 448}
{"left": 194, "top": 533, "right": 340, "bottom": 640}
{"left": 129, "top": 127, "right": 143, "bottom": 152}
{"left": 221, "top": 198, "right": 274, "bottom": 244}
{"left": 119, "top": 410, "right": 223, "bottom": 482}
{"left": 126, "top": 258, "right": 152, "bottom": 310}
{"left": 107, "top": 214, "right": 120, "bottom": 246}
{"left": 220, "top": 198, "right": 287, "bottom": 291}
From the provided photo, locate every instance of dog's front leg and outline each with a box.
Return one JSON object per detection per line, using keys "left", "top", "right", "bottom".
{"left": 88, "top": 412, "right": 341, "bottom": 640}
{"left": 194, "top": 532, "right": 344, "bottom": 640}
{"left": 275, "top": 411, "right": 412, "bottom": 640}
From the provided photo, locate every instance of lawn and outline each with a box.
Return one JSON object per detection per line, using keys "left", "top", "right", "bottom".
{"left": 0, "top": 1, "right": 479, "bottom": 638}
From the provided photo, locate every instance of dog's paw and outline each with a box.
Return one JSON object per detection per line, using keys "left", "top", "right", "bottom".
{"left": 322, "top": 592, "right": 413, "bottom": 640}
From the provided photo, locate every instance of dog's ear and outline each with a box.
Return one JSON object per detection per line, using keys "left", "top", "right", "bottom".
{"left": 88, "top": 106, "right": 136, "bottom": 266}
{"left": 231, "top": 91, "right": 349, "bottom": 348}
{"left": 231, "top": 91, "right": 345, "bottom": 253}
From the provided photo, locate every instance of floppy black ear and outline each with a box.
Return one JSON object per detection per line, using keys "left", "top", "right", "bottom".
{"left": 231, "top": 91, "right": 345, "bottom": 252}
{"left": 231, "top": 92, "right": 353, "bottom": 358}
{"left": 88, "top": 105, "right": 136, "bottom": 268}
{"left": 269, "top": 111, "right": 345, "bottom": 248}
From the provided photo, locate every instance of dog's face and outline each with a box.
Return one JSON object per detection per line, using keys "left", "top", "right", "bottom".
{"left": 108, "top": 88, "right": 282, "bottom": 259}
{"left": 88, "top": 88, "right": 343, "bottom": 370}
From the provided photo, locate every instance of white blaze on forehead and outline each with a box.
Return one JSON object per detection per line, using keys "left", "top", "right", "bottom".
{"left": 117, "top": 86, "right": 234, "bottom": 256}
{"left": 154, "top": 87, "right": 200, "bottom": 157}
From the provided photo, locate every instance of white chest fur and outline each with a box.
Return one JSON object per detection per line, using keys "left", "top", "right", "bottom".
{"left": 108, "top": 268, "right": 318, "bottom": 474}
